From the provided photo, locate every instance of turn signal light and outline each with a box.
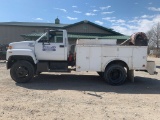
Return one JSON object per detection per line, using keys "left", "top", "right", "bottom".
{"left": 8, "top": 46, "right": 12, "bottom": 49}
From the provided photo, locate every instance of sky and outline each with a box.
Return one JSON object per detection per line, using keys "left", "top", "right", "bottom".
{"left": 0, "top": 0, "right": 160, "bottom": 35}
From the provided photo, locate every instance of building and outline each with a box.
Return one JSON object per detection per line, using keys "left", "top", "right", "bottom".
{"left": 0, "top": 18, "right": 129, "bottom": 45}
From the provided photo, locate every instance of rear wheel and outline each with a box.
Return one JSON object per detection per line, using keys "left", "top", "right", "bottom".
{"left": 104, "top": 64, "right": 127, "bottom": 85}
{"left": 10, "top": 60, "right": 34, "bottom": 83}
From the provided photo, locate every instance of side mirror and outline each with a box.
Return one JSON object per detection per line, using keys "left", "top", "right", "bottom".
{"left": 46, "top": 31, "right": 50, "bottom": 41}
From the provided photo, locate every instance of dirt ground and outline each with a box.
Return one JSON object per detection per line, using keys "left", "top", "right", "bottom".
{"left": 0, "top": 57, "right": 160, "bottom": 120}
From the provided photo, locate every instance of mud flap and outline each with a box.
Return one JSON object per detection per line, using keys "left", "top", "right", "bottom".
{"left": 127, "top": 70, "right": 134, "bottom": 83}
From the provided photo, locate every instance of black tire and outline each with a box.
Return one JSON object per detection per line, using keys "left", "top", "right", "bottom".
{"left": 97, "top": 72, "right": 104, "bottom": 78}
{"left": 104, "top": 64, "right": 127, "bottom": 85}
{"left": 10, "top": 60, "right": 34, "bottom": 83}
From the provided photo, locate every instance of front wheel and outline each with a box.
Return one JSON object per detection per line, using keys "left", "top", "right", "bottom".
{"left": 104, "top": 64, "right": 127, "bottom": 85}
{"left": 10, "top": 60, "right": 34, "bottom": 83}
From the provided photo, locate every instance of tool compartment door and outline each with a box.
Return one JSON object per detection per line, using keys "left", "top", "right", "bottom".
{"left": 132, "top": 47, "right": 147, "bottom": 69}
{"left": 76, "top": 46, "right": 90, "bottom": 71}
{"left": 76, "top": 45, "right": 101, "bottom": 71}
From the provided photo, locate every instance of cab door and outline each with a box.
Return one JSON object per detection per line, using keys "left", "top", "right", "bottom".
{"left": 34, "top": 31, "right": 66, "bottom": 61}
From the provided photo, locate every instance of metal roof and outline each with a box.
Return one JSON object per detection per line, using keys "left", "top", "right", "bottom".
{"left": 21, "top": 32, "right": 129, "bottom": 40}
{"left": 0, "top": 20, "right": 129, "bottom": 40}
{"left": 64, "top": 20, "right": 123, "bottom": 35}
{"left": 0, "top": 20, "right": 123, "bottom": 35}
{"left": 0, "top": 22, "right": 69, "bottom": 27}
{"left": 68, "top": 34, "right": 129, "bottom": 39}
{"left": 100, "top": 35, "right": 130, "bottom": 39}
{"left": 0, "top": 20, "right": 125, "bottom": 37}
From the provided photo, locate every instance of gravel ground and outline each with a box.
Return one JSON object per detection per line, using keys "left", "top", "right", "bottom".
{"left": 0, "top": 57, "right": 160, "bottom": 120}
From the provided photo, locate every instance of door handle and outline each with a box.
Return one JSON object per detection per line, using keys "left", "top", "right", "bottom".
{"left": 59, "top": 45, "right": 64, "bottom": 47}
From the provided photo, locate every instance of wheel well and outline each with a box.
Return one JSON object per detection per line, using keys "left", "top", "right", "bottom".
{"left": 7, "top": 55, "right": 35, "bottom": 69}
{"left": 106, "top": 60, "right": 129, "bottom": 70}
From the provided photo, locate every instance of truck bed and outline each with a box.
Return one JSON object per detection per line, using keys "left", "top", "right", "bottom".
{"left": 76, "top": 45, "right": 148, "bottom": 72}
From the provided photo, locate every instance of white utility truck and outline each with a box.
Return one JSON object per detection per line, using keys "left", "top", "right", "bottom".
{"left": 6, "top": 30, "right": 157, "bottom": 85}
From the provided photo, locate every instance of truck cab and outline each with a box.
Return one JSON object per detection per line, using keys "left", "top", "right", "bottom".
{"left": 6, "top": 29, "right": 75, "bottom": 82}
{"left": 35, "top": 30, "right": 69, "bottom": 61}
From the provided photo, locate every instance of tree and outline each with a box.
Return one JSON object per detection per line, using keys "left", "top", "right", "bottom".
{"left": 146, "top": 22, "right": 160, "bottom": 57}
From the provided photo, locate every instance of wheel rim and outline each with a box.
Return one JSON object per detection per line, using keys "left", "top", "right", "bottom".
{"left": 109, "top": 68, "right": 122, "bottom": 82}
{"left": 16, "top": 66, "right": 29, "bottom": 78}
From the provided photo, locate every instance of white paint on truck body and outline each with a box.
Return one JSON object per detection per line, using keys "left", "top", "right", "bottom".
{"left": 76, "top": 43, "right": 148, "bottom": 72}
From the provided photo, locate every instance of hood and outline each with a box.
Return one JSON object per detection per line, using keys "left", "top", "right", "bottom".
{"left": 9, "top": 41, "right": 36, "bottom": 50}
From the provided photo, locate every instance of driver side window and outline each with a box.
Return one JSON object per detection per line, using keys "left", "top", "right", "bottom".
{"left": 49, "top": 33, "right": 63, "bottom": 43}
{"left": 38, "top": 32, "right": 63, "bottom": 43}
{"left": 54, "top": 36, "right": 63, "bottom": 43}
